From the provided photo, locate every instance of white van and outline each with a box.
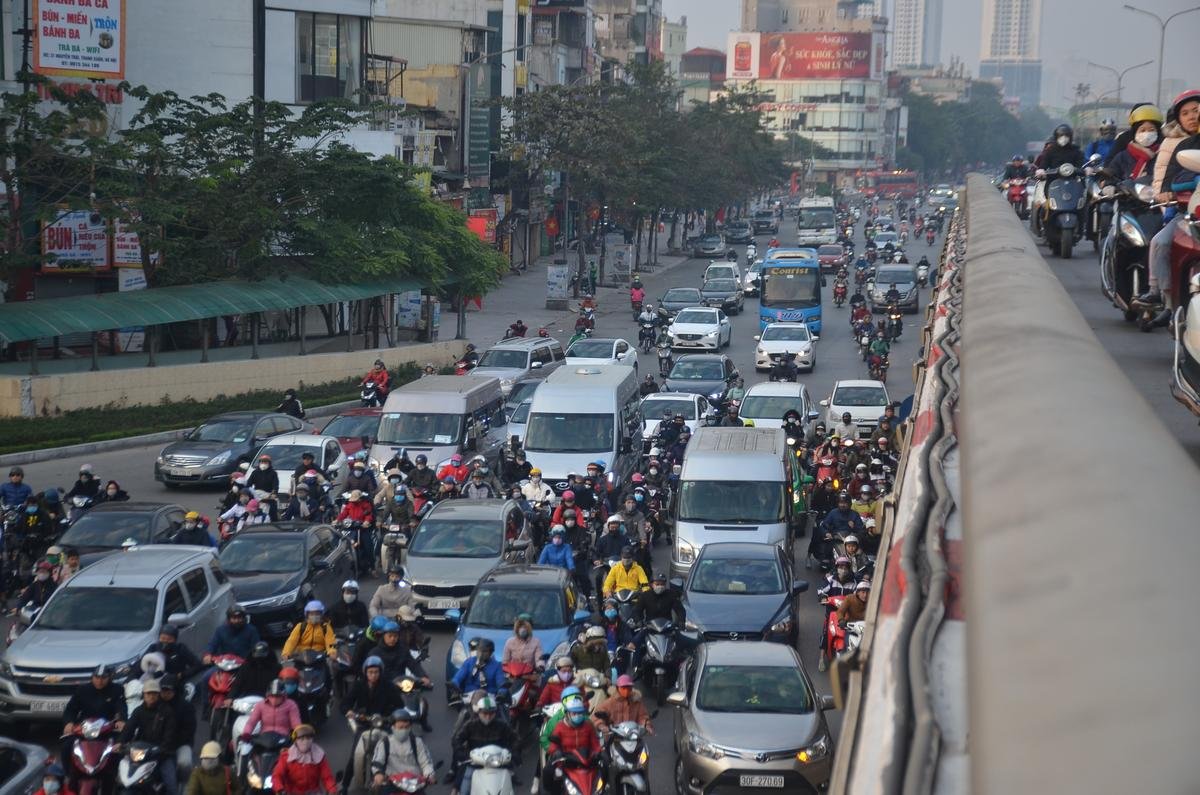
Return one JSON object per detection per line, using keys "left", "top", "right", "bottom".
{"left": 737, "top": 382, "right": 819, "bottom": 435}
{"left": 369, "top": 376, "right": 507, "bottom": 470}
{"left": 523, "top": 365, "right": 642, "bottom": 493}
{"left": 670, "top": 426, "right": 798, "bottom": 580}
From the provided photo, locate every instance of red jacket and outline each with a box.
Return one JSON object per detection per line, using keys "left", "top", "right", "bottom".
{"left": 436, "top": 464, "right": 469, "bottom": 484}
{"left": 272, "top": 749, "right": 336, "bottom": 795}
{"left": 337, "top": 499, "right": 374, "bottom": 524}
{"left": 551, "top": 505, "right": 583, "bottom": 526}
{"left": 362, "top": 368, "right": 389, "bottom": 391}
{"left": 536, "top": 678, "right": 590, "bottom": 710}
{"left": 548, "top": 718, "right": 600, "bottom": 759}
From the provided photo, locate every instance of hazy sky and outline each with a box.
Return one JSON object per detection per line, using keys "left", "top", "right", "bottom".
{"left": 663, "top": 0, "right": 1200, "bottom": 110}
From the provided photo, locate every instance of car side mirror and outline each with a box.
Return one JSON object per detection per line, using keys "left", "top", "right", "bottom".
{"left": 669, "top": 577, "right": 685, "bottom": 590}
{"left": 665, "top": 691, "right": 688, "bottom": 707}
{"left": 752, "top": 335, "right": 761, "bottom": 341}
{"left": 792, "top": 579, "right": 809, "bottom": 594}
{"left": 531, "top": 361, "right": 543, "bottom": 370}
{"left": 466, "top": 436, "right": 478, "bottom": 452}
{"left": 807, "top": 410, "right": 820, "bottom": 421}
{"left": 507, "top": 538, "right": 531, "bottom": 551}
{"left": 820, "top": 694, "right": 836, "bottom": 711}
{"left": 819, "top": 399, "right": 829, "bottom": 407}
{"left": 311, "top": 559, "right": 331, "bottom": 570}
{"left": 166, "top": 612, "right": 192, "bottom": 628}
{"left": 620, "top": 439, "right": 632, "bottom": 454}
{"left": 444, "top": 609, "right": 462, "bottom": 624}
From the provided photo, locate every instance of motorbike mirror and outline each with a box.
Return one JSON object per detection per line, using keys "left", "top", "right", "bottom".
{"left": 820, "top": 694, "right": 837, "bottom": 711}
{"left": 792, "top": 579, "right": 809, "bottom": 595}
{"left": 1135, "top": 184, "right": 1157, "bottom": 203}
{"left": 443, "top": 608, "right": 462, "bottom": 624}
{"left": 665, "top": 691, "right": 688, "bottom": 708}
{"left": 573, "top": 609, "right": 592, "bottom": 623}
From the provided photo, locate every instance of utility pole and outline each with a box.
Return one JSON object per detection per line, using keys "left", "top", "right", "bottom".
{"left": 1123, "top": 4, "right": 1200, "bottom": 106}
{"left": 1086, "top": 60, "right": 1153, "bottom": 104}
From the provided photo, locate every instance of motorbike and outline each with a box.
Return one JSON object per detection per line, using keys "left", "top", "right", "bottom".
{"left": 865, "top": 247, "right": 877, "bottom": 265}
{"left": 548, "top": 748, "right": 604, "bottom": 795}
{"left": 886, "top": 307, "right": 903, "bottom": 341}
{"left": 66, "top": 495, "right": 93, "bottom": 527}
{"left": 1086, "top": 174, "right": 1117, "bottom": 253}
{"left": 499, "top": 661, "right": 540, "bottom": 742}
{"left": 833, "top": 280, "right": 848, "bottom": 307}
{"left": 66, "top": 718, "right": 120, "bottom": 795}
{"left": 638, "top": 321, "right": 656, "bottom": 354}
{"left": 917, "top": 263, "right": 930, "bottom": 287}
{"left": 345, "top": 711, "right": 392, "bottom": 794}
{"left": 1036, "top": 161, "right": 1090, "bottom": 259}
{"left": 229, "top": 695, "right": 263, "bottom": 757}
{"left": 206, "top": 653, "right": 244, "bottom": 747}
{"left": 395, "top": 674, "right": 433, "bottom": 734}
{"left": 289, "top": 651, "right": 331, "bottom": 725}
{"left": 1005, "top": 179, "right": 1030, "bottom": 218}
{"left": 638, "top": 617, "right": 684, "bottom": 705}
{"left": 454, "top": 353, "right": 479, "bottom": 375}
{"left": 1099, "top": 180, "right": 1162, "bottom": 322}
{"left": 611, "top": 588, "right": 639, "bottom": 626}
{"left": 822, "top": 595, "right": 850, "bottom": 669}
{"left": 333, "top": 629, "right": 363, "bottom": 701}
{"left": 768, "top": 355, "right": 798, "bottom": 383}
{"left": 381, "top": 525, "right": 408, "bottom": 573}
{"left": 361, "top": 380, "right": 382, "bottom": 408}
{"left": 656, "top": 342, "right": 673, "bottom": 378}
{"left": 462, "top": 744, "right": 514, "bottom": 795}
{"left": 116, "top": 742, "right": 165, "bottom": 794}
{"left": 925, "top": 228, "right": 936, "bottom": 245}
{"left": 237, "top": 731, "right": 289, "bottom": 794}
{"left": 868, "top": 353, "right": 890, "bottom": 383}
{"left": 575, "top": 308, "right": 595, "bottom": 333}
{"left": 380, "top": 770, "right": 436, "bottom": 794}
{"left": 598, "top": 720, "right": 649, "bottom": 795}
{"left": 844, "top": 620, "right": 866, "bottom": 655}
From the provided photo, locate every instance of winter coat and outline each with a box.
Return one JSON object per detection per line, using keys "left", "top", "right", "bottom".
{"left": 1153, "top": 121, "right": 1188, "bottom": 194}
{"left": 339, "top": 679, "right": 403, "bottom": 718}
{"left": 120, "top": 702, "right": 177, "bottom": 749}
{"left": 537, "top": 542, "right": 575, "bottom": 571}
{"left": 370, "top": 730, "right": 435, "bottom": 778}
{"left": 328, "top": 599, "right": 369, "bottom": 631}
{"left": 246, "top": 468, "right": 279, "bottom": 495}
{"left": 450, "top": 656, "right": 504, "bottom": 695}
{"left": 272, "top": 744, "right": 337, "bottom": 795}
{"left": 337, "top": 500, "right": 374, "bottom": 525}
{"left": 185, "top": 764, "right": 242, "bottom": 795}
{"left": 548, "top": 718, "right": 601, "bottom": 758}
{"left": 368, "top": 641, "right": 428, "bottom": 682}
{"left": 368, "top": 582, "right": 415, "bottom": 619}
{"left": 282, "top": 621, "right": 336, "bottom": 658}
{"left": 592, "top": 690, "right": 651, "bottom": 731}
{"left": 241, "top": 698, "right": 301, "bottom": 739}
{"left": 501, "top": 634, "right": 545, "bottom": 669}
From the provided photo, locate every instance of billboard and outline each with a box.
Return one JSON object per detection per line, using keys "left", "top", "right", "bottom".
{"left": 32, "top": 0, "right": 125, "bottom": 80}
{"left": 41, "top": 210, "right": 110, "bottom": 272}
{"left": 757, "top": 32, "right": 873, "bottom": 80}
{"left": 727, "top": 33, "right": 761, "bottom": 80}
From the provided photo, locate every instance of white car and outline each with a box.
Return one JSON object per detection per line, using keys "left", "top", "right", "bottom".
{"left": 704, "top": 263, "right": 742, "bottom": 284}
{"left": 254, "top": 433, "right": 348, "bottom": 497}
{"left": 565, "top": 337, "right": 638, "bottom": 370}
{"left": 754, "top": 322, "right": 817, "bottom": 372}
{"left": 639, "top": 392, "right": 712, "bottom": 438}
{"left": 667, "top": 307, "right": 732, "bottom": 351}
{"left": 507, "top": 399, "right": 532, "bottom": 445}
{"left": 737, "top": 382, "right": 818, "bottom": 431}
{"left": 820, "top": 379, "right": 891, "bottom": 439}
{"left": 742, "top": 259, "right": 763, "bottom": 295}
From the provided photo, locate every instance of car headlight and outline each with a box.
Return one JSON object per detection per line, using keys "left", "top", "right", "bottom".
{"left": 241, "top": 586, "right": 300, "bottom": 610}
{"left": 0, "top": 660, "right": 12, "bottom": 679}
{"left": 500, "top": 377, "right": 514, "bottom": 388}
{"left": 756, "top": 347, "right": 766, "bottom": 358}
{"left": 450, "top": 640, "right": 469, "bottom": 669}
{"left": 1119, "top": 216, "right": 1146, "bottom": 247}
{"left": 769, "top": 616, "right": 794, "bottom": 635}
{"left": 704, "top": 330, "right": 718, "bottom": 338}
{"left": 112, "top": 653, "right": 142, "bottom": 683}
{"left": 797, "top": 735, "right": 831, "bottom": 764}
{"left": 155, "top": 454, "right": 165, "bottom": 466}
{"left": 676, "top": 539, "right": 696, "bottom": 564}
{"left": 688, "top": 732, "right": 725, "bottom": 760}
{"left": 206, "top": 450, "right": 232, "bottom": 467}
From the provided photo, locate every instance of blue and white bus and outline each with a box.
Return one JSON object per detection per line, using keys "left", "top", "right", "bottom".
{"left": 758, "top": 248, "right": 823, "bottom": 335}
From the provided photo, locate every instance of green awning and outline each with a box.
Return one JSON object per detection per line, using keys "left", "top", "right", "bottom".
{"left": 0, "top": 275, "right": 422, "bottom": 344}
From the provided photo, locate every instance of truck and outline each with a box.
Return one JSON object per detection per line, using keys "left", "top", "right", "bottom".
{"left": 796, "top": 197, "right": 837, "bottom": 247}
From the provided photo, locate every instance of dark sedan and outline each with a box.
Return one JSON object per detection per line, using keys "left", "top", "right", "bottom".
{"left": 664, "top": 354, "right": 739, "bottom": 406}
{"left": 658, "top": 287, "right": 703, "bottom": 319}
{"left": 869, "top": 264, "right": 920, "bottom": 313}
{"left": 56, "top": 502, "right": 188, "bottom": 567}
{"left": 699, "top": 278, "right": 745, "bottom": 315}
{"left": 677, "top": 542, "right": 808, "bottom": 644}
{"left": 219, "top": 522, "right": 356, "bottom": 638}
{"left": 155, "top": 411, "right": 314, "bottom": 487}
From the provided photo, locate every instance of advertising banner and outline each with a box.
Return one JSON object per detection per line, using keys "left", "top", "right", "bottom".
{"left": 759, "top": 32, "right": 872, "bottom": 80}
{"left": 467, "top": 208, "right": 498, "bottom": 243}
{"left": 41, "top": 210, "right": 110, "bottom": 272}
{"left": 33, "top": 0, "right": 125, "bottom": 80}
{"left": 726, "top": 32, "right": 761, "bottom": 80}
{"left": 112, "top": 219, "right": 161, "bottom": 268}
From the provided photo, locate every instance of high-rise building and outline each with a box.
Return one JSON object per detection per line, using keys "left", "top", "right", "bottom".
{"left": 978, "top": 0, "right": 1042, "bottom": 109}
{"left": 594, "top": 0, "right": 664, "bottom": 69}
{"left": 891, "top": 0, "right": 941, "bottom": 67}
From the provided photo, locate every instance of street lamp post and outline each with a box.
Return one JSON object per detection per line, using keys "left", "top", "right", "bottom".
{"left": 1086, "top": 59, "right": 1154, "bottom": 103}
{"left": 1123, "top": 4, "right": 1200, "bottom": 106}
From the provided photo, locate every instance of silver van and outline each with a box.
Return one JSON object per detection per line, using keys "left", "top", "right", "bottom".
{"left": 0, "top": 546, "right": 234, "bottom": 722}
{"left": 523, "top": 366, "right": 643, "bottom": 493}
{"left": 471, "top": 337, "right": 566, "bottom": 397}
{"left": 369, "top": 376, "right": 508, "bottom": 470}
{"left": 670, "top": 427, "right": 798, "bottom": 580}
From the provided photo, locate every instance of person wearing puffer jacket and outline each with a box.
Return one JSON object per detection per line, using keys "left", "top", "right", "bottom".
{"left": 271, "top": 724, "right": 336, "bottom": 795}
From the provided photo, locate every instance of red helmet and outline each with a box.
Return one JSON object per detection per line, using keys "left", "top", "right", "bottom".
{"left": 1171, "top": 89, "right": 1200, "bottom": 119}
{"left": 279, "top": 667, "right": 301, "bottom": 682}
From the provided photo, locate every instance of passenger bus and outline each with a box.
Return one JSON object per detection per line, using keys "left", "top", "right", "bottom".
{"left": 758, "top": 248, "right": 823, "bottom": 335}
{"left": 860, "top": 170, "right": 921, "bottom": 200}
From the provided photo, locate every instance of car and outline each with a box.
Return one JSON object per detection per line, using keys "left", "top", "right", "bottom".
{"left": 666, "top": 308, "right": 732, "bottom": 352}
{"left": 703, "top": 263, "right": 742, "bottom": 284}
{"left": 254, "top": 433, "right": 348, "bottom": 498}
{"left": 821, "top": 379, "right": 890, "bottom": 438}
{"left": 470, "top": 337, "right": 566, "bottom": 397}
{"left": 659, "top": 287, "right": 703, "bottom": 319}
{"left": 0, "top": 736, "right": 51, "bottom": 793}
{"left": 873, "top": 230, "right": 899, "bottom": 250}
{"left": 56, "top": 502, "right": 188, "bottom": 568}
{"left": 155, "top": 411, "right": 314, "bottom": 486}
{"left": 753, "top": 322, "right": 817, "bottom": 372}
{"left": 928, "top": 184, "right": 955, "bottom": 208}
{"left": 443, "top": 564, "right": 591, "bottom": 685}
{"left": 742, "top": 259, "right": 763, "bottom": 295}
{"left": 0, "top": 546, "right": 234, "bottom": 722}
{"left": 737, "top": 382, "right": 819, "bottom": 433}
{"left": 752, "top": 209, "right": 779, "bottom": 235}
{"left": 565, "top": 337, "right": 638, "bottom": 370}
{"left": 664, "top": 354, "right": 740, "bottom": 405}
{"left": 507, "top": 398, "right": 532, "bottom": 445}
{"left": 219, "top": 522, "right": 357, "bottom": 638}
{"left": 639, "top": 392, "right": 713, "bottom": 441}
{"left": 692, "top": 235, "right": 731, "bottom": 259}
{"left": 679, "top": 542, "right": 808, "bottom": 644}
{"left": 724, "top": 220, "right": 753, "bottom": 243}
{"left": 873, "top": 216, "right": 895, "bottom": 231}
{"left": 406, "top": 499, "right": 531, "bottom": 620}
{"left": 504, "top": 377, "right": 542, "bottom": 417}
{"left": 699, "top": 278, "right": 745, "bottom": 315}
{"left": 668, "top": 641, "right": 835, "bottom": 794}
{"left": 321, "top": 408, "right": 382, "bottom": 456}
{"left": 817, "top": 244, "right": 848, "bottom": 273}
{"left": 870, "top": 264, "right": 919, "bottom": 313}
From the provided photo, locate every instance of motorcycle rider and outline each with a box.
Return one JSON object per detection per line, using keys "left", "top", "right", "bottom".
{"left": 1104, "top": 105, "right": 1164, "bottom": 182}
{"left": 345, "top": 458, "right": 379, "bottom": 498}
{"left": 537, "top": 658, "right": 581, "bottom": 710}
{"left": 450, "top": 637, "right": 505, "bottom": 707}
{"left": 639, "top": 374, "right": 659, "bottom": 396}
{"left": 884, "top": 282, "right": 902, "bottom": 305}
{"left": 336, "top": 490, "right": 376, "bottom": 573}
{"left": 1, "top": 466, "right": 31, "bottom": 509}
{"left": 545, "top": 699, "right": 601, "bottom": 792}
{"left": 839, "top": 534, "right": 871, "bottom": 578}
{"left": 94, "top": 480, "right": 129, "bottom": 505}
{"left": 592, "top": 674, "right": 653, "bottom": 737}
{"left": 395, "top": 605, "right": 427, "bottom": 660}
{"left": 521, "top": 468, "right": 555, "bottom": 504}
{"left": 1085, "top": 119, "right": 1118, "bottom": 162}
{"left": 1002, "top": 154, "right": 1032, "bottom": 180}
{"left": 817, "top": 557, "right": 860, "bottom": 670}
{"left": 271, "top": 724, "right": 337, "bottom": 795}
{"left": 330, "top": 580, "right": 370, "bottom": 630}
{"left": 275, "top": 387, "right": 306, "bottom": 420}
{"left": 241, "top": 679, "right": 302, "bottom": 742}
{"left": 119, "top": 678, "right": 179, "bottom": 795}
{"left": 462, "top": 467, "right": 497, "bottom": 499}
{"left": 362, "top": 360, "right": 391, "bottom": 401}
{"left": 406, "top": 454, "right": 437, "bottom": 491}
{"left": 819, "top": 494, "right": 865, "bottom": 556}
{"left": 572, "top": 627, "right": 612, "bottom": 674}
{"left": 62, "top": 664, "right": 127, "bottom": 768}
{"left": 17, "top": 561, "right": 56, "bottom": 609}
{"left": 450, "top": 696, "right": 519, "bottom": 793}
{"left": 64, "top": 464, "right": 102, "bottom": 503}
{"left": 869, "top": 331, "right": 891, "bottom": 362}
{"left": 371, "top": 707, "right": 436, "bottom": 787}
{"left": 231, "top": 642, "right": 280, "bottom": 700}
{"left": 173, "top": 511, "right": 214, "bottom": 546}
{"left": 499, "top": 448, "right": 532, "bottom": 487}
{"left": 436, "top": 454, "right": 469, "bottom": 486}
{"left": 836, "top": 581, "right": 871, "bottom": 626}
{"left": 369, "top": 564, "right": 415, "bottom": 619}
{"left": 185, "top": 743, "right": 233, "bottom": 795}
{"left": 343, "top": 655, "right": 402, "bottom": 719}
{"left": 282, "top": 481, "right": 326, "bottom": 521}
{"left": 158, "top": 674, "right": 196, "bottom": 784}
{"left": 148, "top": 625, "right": 202, "bottom": 678}
{"left": 282, "top": 601, "right": 337, "bottom": 666}
{"left": 537, "top": 525, "right": 576, "bottom": 572}
{"left": 832, "top": 412, "right": 857, "bottom": 441}
{"left": 369, "top": 621, "right": 431, "bottom": 686}
{"left": 550, "top": 490, "right": 584, "bottom": 527}
{"left": 246, "top": 453, "right": 280, "bottom": 498}
{"left": 718, "top": 404, "right": 743, "bottom": 427}
{"left": 204, "top": 606, "right": 261, "bottom": 669}
{"left": 602, "top": 546, "right": 648, "bottom": 599}
{"left": 1036, "top": 124, "right": 1086, "bottom": 173}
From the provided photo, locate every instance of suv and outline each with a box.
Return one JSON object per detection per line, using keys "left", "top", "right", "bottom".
{"left": 155, "top": 411, "right": 313, "bottom": 486}
{"left": 0, "top": 546, "right": 234, "bottom": 722}
{"left": 471, "top": 337, "right": 566, "bottom": 397}
{"left": 724, "top": 220, "right": 753, "bottom": 244}
{"left": 752, "top": 210, "right": 779, "bottom": 235}
{"left": 821, "top": 379, "right": 890, "bottom": 438}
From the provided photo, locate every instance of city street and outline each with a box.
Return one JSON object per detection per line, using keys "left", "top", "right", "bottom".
{"left": 13, "top": 212, "right": 938, "bottom": 791}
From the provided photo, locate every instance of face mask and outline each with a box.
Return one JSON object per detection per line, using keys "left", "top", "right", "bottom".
{"left": 183, "top": 522, "right": 196, "bottom": 531}
{"left": 200, "top": 759, "right": 220, "bottom": 772}
{"left": 107, "top": 489, "right": 118, "bottom": 497}
{"left": 634, "top": 493, "right": 644, "bottom": 502}
{"left": 392, "top": 727, "right": 410, "bottom": 740}
{"left": 43, "top": 781, "right": 61, "bottom": 794}
{"left": 557, "top": 670, "right": 574, "bottom": 683}
{"left": 343, "top": 593, "right": 356, "bottom": 604}
{"left": 284, "top": 682, "right": 299, "bottom": 695}
{"left": 35, "top": 572, "right": 49, "bottom": 582}
{"left": 552, "top": 536, "right": 563, "bottom": 546}
{"left": 1135, "top": 131, "right": 1157, "bottom": 147}
{"left": 258, "top": 464, "right": 269, "bottom": 471}
{"left": 564, "top": 520, "right": 576, "bottom": 528}
{"left": 25, "top": 506, "right": 36, "bottom": 515}
{"left": 531, "top": 476, "right": 540, "bottom": 483}
{"left": 1056, "top": 135, "right": 1070, "bottom": 147}
{"left": 604, "top": 609, "right": 618, "bottom": 620}
{"left": 649, "top": 468, "right": 658, "bottom": 475}
{"left": 389, "top": 478, "right": 401, "bottom": 485}
{"left": 517, "top": 628, "right": 530, "bottom": 639}
{"left": 652, "top": 584, "right": 666, "bottom": 595}
{"left": 568, "top": 712, "right": 587, "bottom": 726}
{"left": 837, "top": 568, "right": 850, "bottom": 579}
{"left": 307, "top": 615, "right": 321, "bottom": 624}
{"left": 394, "top": 494, "right": 405, "bottom": 503}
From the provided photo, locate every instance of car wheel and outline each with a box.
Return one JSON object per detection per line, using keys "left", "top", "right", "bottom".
{"left": 675, "top": 757, "right": 689, "bottom": 795}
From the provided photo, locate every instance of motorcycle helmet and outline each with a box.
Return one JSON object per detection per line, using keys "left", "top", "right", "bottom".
{"left": 474, "top": 695, "right": 498, "bottom": 714}
{"left": 267, "top": 679, "right": 287, "bottom": 697}
{"left": 252, "top": 641, "right": 270, "bottom": 659}
{"left": 382, "top": 621, "right": 401, "bottom": 634}
{"left": 304, "top": 600, "right": 325, "bottom": 615}
{"left": 279, "top": 667, "right": 301, "bottom": 682}
{"left": 390, "top": 707, "right": 419, "bottom": 723}
{"left": 341, "top": 580, "right": 359, "bottom": 593}
{"left": 844, "top": 534, "right": 860, "bottom": 546}
{"left": 414, "top": 454, "right": 428, "bottom": 465}
{"left": 226, "top": 605, "right": 247, "bottom": 620}
{"left": 93, "top": 663, "right": 114, "bottom": 678}
{"left": 362, "top": 655, "right": 384, "bottom": 674}
{"left": 369, "top": 615, "right": 389, "bottom": 635}
{"left": 835, "top": 556, "right": 852, "bottom": 567}
{"left": 1098, "top": 118, "right": 1117, "bottom": 136}
{"left": 1170, "top": 89, "right": 1200, "bottom": 120}
{"left": 856, "top": 581, "right": 872, "bottom": 592}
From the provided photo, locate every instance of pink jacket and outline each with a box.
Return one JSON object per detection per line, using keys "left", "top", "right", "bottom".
{"left": 242, "top": 698, "right": 301, "bottom": 739}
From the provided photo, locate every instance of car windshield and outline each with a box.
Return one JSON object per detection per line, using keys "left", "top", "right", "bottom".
{"left": 701, "top": 236, "right": 722, "bottom": 245}
{"left": 567, "top": 340, "right": 615, "bottom": 358}
{"left": 377, "top": 413, "right": 462, "bottom": 446}
{"left": 663, "top": 289, "right": 700, "bottom": 303}
{"left": 669, "top": 360, "right": 724, "bottom": 380}
{"left": 188, "top": 420, "right": 251, "bottom": 443}
{"left": 464, "top": 587, "right": 566, "bottom": 628}
{"left": 219, "top": 537, "right": 306, "bottom": 574}
{"left": 506, "top": 381, "right": 540, "bottom": 408}
{"left": 798, "top": 208, "right": 835, "bottom": 227}
{"left": 323, "top": 414, "right": 380, "bottom": 439}
{"left": 876, "top": 268, "right": 914, "bottom": 284}
{"left": 761, "top": 325, "right": 811, "bottom": 343}
{"left": 761, "top": 268, "right": 820, "bottom": 308}
{"left": 747, "top": 261, "right": 762, "bottom": 274}
{"left": 257, "top": 443, "right": 321, "bottom": 472}
{"left": 832, "top": 386, "right": 888, "bottom": 407}
{"left": 59, "top": 513, "right": 154, "bottom": 548}
{"left": 409, "top": 519, "right": 501, "bottom": 558}
{"left": 643, "top": 398, "right": 697, "bottom": 420}
{"left": 510, "top": 401, "right": 531, "bottom": 424}
{"left": 875, "top": 233, "right": 897, "bottom": 243}
{"left": 818, "top": 245, "right": 843, "bottom": 256}
{"left": 754, "top": 211, "right": 775, "bottom": 220}
{"left": 476, "top": 349, "right": 528, "bottom": 369}
{"left": 36, "top": 587, "right": 159, "bottom": 632}
{"left": 674, "top": 310, "right": 717, "bottom": 325}
{"left": 705, "top": 279, "right": 737, "bottom": 292}
{"left": 696, "top": 664, "right": 814, "bottom": 714}
{"left": 524, "top": 413, "right": 614, "bottom": 454}
{"left": 876, "top": 217, "right": 894, "bottom": 226}
{"left": 690, "top": 557, "right": 784, "bottom": 595}
{"left": 740, "top": 395, "right": 802, "bottom": 420}
{"left": 678, "top": 480, "right": 786, "bottom": 523}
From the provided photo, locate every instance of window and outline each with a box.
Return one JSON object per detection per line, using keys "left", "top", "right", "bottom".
{"left": 314, "top": 528, "right": 336, "bottom": 558}
{"left": 210, "top": 561, "right": 229, "bottom": 585}
{"left": 532, "top": 346, "right": 553, "bottom": 366}
{"left": 296, "top": 13, "right": 363, "bottom": 103}
{"left": 324, "top": 441, "right": 341, "bottom": 469}
{"left": 551, "top": 345, "right": 566, "bottom": 362}
{"left": 182, "top": 568, "right": 210, "bottom": 608}
{"left": 163, "top": 581, "right": 187, "bottom": 620}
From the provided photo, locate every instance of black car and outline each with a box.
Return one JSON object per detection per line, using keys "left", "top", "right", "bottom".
{"left": 658, "top": 287, "right": 703, "bottom": 319}
{"left": 219, "top": 522, "right": 356, "bottom": 638}
{"left": 724, "top": 221, "right": 753, "bottom": 244}
{"left": 752, "top": 210, "right": 779, "bottom": 235}
{"left": 56, "top": 502, "right": 188, "bottom": 567}
{"left": 664, "top": 354, "right": 739, "bottom": 405}
{"left": 677, "top": 542, "right": 808, "bottom": 644}
{"left": 699, "top": 278, "right": 745, "bottom": 315}
{"left": 155, "top": 411, "right": 314, "bottom": 487}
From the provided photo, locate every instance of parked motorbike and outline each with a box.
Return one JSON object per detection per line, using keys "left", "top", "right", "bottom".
{"left": 1100, "top": 180, "right": 1162, "bottom": 322}
{"left": 66, "top": 718, "right": 120, "bottom": 795}
{"left": 289, "top": 651, "right": 331, "bottom": 725}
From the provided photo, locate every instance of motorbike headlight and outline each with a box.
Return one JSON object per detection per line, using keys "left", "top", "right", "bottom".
{"left": 688, "top": 732, "right": 725, "bottom": 760}
{"left": 1058, "top": 164, "right": 1076, "bottom": 178}
{"left": 246, "top": 770, "right": 263, "bottom": 789}
{"left": 1047, "top": 197, "right": 1058, "bottom": 210}
{"left": 796, "top": 735, "right": 831, "bottom": 764}
{"left": 450, "top": 640, "right": 469, "bottom": 669}
{"left": 128, "top": 747, "right": 148, "bottom": 764}
{"left": 676, "top": 539, "right": 696, "bottom": 564}
{"left": 1119, "top": 216, "right": 1146, "bottom": 247}
{"left": 206, "top": 450, "right": 232, "bottom": 467}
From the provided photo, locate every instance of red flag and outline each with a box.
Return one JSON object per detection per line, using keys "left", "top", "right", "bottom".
{"left": 790, "top": 171, "right": 799, "bottom": 195}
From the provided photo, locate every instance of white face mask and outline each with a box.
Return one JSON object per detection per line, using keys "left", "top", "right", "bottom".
{"left": 1056, "top": 135, "right": 1070, "bottom": 147}
{"left": 258, "top": 463, "right": 269, "bottom": 470}
{"left": 343, "top": 593, "right": 356, "bottom": 604}
{"left": 1135, "top": 131, "right": 1158, "bottom": 147}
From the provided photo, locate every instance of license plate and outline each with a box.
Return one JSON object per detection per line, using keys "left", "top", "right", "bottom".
{"left": 31, "top": 699, "right": 65, "bottom": 714}
{"left": 428, "top": 598, "right": 459, "bottom": 610}
{"left": 739, "top": 775, "right": 785, "bottom": 788}
{"left": 166, "top": 467, "right": 192, "bottom": 477}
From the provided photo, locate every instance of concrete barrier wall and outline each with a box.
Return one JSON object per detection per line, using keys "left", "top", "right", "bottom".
{"left": 0, "top": 341, "right": 465, "bottom": 417}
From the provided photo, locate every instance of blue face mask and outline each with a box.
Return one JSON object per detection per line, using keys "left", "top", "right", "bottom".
{"left": 604, "top": 609, "right": 618, "bottom": 620}
{"left": 634, "top": 493, "right": 644, "bottom": 502}
{"left": 284, "top": 682, "right": 298, "bottom": 695}
{"left": 568, "top": 712, "right": 587, "bottom": 726}
{"left": 394, "top": 494, "right": 405, "bottom": 502}
{"left": 25, "top": 506, "right": 37, "bottom": 514}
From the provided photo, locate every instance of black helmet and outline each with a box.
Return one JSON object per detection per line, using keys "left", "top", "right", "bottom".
{"left": 226, "top": 605, "right": 247, "bottom": 620}
{"left": 1053, "top": 123, "right": 1073, "bottom": 141}
{"left": 387, "top": 563, "right": 407, "bottom": 578}
{"left": 284, "top": 388, "right": 296, "bottom": 397}
{"left": 652, "top": 571, "right": 668, "bottom": 583}
{"left": 93, "top": 663, "right": 113, "bottom": 678}
{"left": 415, "top": 454, "right": 427, "bottom": 465}
{"left": 374, "top": 359, "right": 385, "bottom": 367}
{"left": 390, "top": 707, "right": 419, "bottom": 723}
{"left": 252, "top": 641, "right": 270, "bottom": 659}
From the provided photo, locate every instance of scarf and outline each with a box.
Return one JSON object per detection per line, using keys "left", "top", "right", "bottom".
{"left": 1126, "top": 141, "right": 1158, "bottom": 180}
{"left": 285, "top": 742, "right": 325, "bottom": 764}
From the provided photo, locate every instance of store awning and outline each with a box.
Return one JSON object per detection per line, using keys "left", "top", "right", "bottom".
{"left": 0, "top": 275, "right": 422, "bottom": 344}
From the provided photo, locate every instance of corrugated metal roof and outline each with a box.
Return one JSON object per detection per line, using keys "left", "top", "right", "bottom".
{"left": 372, "top": 20, "right": 465, "bottom": 70}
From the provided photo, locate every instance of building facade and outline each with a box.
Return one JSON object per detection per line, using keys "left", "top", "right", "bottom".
{"left": 679, "top": 47, "right": 725, "bottom": 108}
{"left": 661, "top": 15, "right": 687, "bottom": 77}
{"left": 593, "top": 0, "right": 663, "bottom": 68}
{"left": 891, "top": 0, "right": 941, "bottom": 68}
{"left": 978, "top": 0, "right": 1042, "bottom": 109}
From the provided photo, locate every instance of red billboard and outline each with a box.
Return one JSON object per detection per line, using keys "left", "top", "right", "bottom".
{"left": 759, "top": 33, "right": 872, "bottom": 80}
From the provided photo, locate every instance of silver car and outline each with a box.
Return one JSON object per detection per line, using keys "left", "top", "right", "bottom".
{"left": 0, "top": 546, "right": 234, "bottom": 722}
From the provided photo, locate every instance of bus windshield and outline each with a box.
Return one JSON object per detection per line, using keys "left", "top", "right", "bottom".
{"left": 761, "top": 266, "right": 820, "bottom": 308}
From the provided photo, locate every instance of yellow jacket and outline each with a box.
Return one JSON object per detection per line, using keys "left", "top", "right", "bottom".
{"left": 603, "top": 562, "right": 648, "bottom": 595}
{"left": 282, "top": 620, "right": 336, "bottom": 658}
